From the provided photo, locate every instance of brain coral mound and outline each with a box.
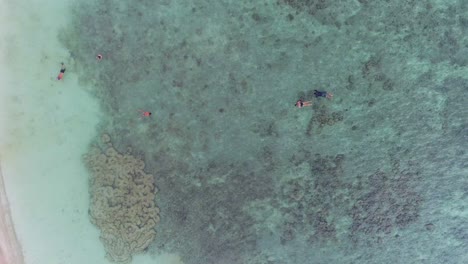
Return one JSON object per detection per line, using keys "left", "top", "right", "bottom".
{"left": 84, "top": 134, "right": 159, "bottom": 263}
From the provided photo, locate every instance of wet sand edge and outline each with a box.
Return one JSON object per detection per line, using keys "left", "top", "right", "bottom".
{"left": 0, "top": 162, "right": 25, "bottom": 264}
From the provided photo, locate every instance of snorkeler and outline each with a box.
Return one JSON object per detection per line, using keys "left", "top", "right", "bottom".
{"left": 314, "top": 90, "right": 333, "bottom": 99}
{"left": 139, "top": 110, "right": 152, "bottom": 118}
{"left": 57, "top": 63, "right": 66, "bottom": 80}
{"left": 295, "top": 99, "right": 313, "bottom": 108}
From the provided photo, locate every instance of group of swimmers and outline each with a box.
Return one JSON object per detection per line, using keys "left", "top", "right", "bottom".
{"left": 57, "top": 57, "right": 332, "bottom": 117}
{"left": 295, "top": 90, "right": 333, "bottom": 108}
{"left": 56, "top": 54, "right": 102, "bottom": 80}
{"left": 57, "top": 59, "right": 153, "bottom": 118}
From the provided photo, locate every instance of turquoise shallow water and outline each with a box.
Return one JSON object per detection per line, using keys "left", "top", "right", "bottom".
{"left": 62, "top": 0, "right": 467, "bottom": 263}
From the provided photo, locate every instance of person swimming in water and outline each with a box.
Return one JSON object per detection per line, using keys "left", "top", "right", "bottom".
{"left": 57, "top": 63, "right": 66, "bottom": 80}
{"left": 314, "top": 90, "right": 333, "bottom": 99}
{"left": 139, "top": 110, "right": 152, "bottom": 118}
{"left": 295, "top": 99, "right": 313, "bottom": 108}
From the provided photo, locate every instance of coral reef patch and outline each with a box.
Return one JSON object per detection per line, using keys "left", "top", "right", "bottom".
{"left": 279, "top": 154, "right": 347, "bottom": 244}
{"left": 351, "top": 169, "right": 423, "bottom": 238}
{"left": 280, "top": 0, "right": 361, "bottom": 27}
{"left": 282, "top": 154, "right": 423, "bottom": 246}
{"left": 150, "top": 159, "right": 273, "bottom": 264}
{"left": 306, "top": 104, "right": 344, "bottom": 136}
{"left": 84, "top": 134, "right": 160, "bottom": 263}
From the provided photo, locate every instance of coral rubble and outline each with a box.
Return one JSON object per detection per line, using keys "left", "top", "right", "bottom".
{"left": 84, "top": 134, "right": 159, "bottom": 263}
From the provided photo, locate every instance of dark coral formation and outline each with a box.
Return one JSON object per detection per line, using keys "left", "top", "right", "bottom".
{"left": 349, "top": 1, "right": 464, "bottom": 66}
{"left": 150, "top": 159, "right": 274, "bottom": 264}
{"left": 282, "top": 0, "right": 331, "bottom": 15}
{"left": 361, "top": 54, "right": 395, "bottom": 91}
{"left": 280, "top": 0, "right": 340, "bottom": 28}
{"left": 280, "top": 0, "right": 361, "bottom": 28}
{"left": 282, "top": 153, "right": 423, "bottom": 246}
{"left": 306, "top": 104, "right": 344, "bottom": 136}
{"left": 351, "top": 170, "right": 423, "bottom": 237}
{"left": 279, "top": 154, "right": 347, "bottom": 244}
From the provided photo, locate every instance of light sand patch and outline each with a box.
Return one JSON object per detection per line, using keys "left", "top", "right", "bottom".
{"left": 133, "top": 253, "right": 184, "bottom": 264}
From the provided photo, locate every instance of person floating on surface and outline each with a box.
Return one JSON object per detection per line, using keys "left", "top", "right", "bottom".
{"left": 139, "top": 110, "right": 152, "bottom": 118}
{"left": 57, "top": 63, "right": 66, "bottom": 80}
{"left": 295, "top": 99, "right": 313, "bottom": 108}
{"left": 314, "top": 89, "right": 333, "bottom": 99}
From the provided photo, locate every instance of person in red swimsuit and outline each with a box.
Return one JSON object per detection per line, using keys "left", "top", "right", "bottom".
{"left": 57, "top": 63, "right": 66, "bottom": 80}
{"left": 139, "top": 110, "right": 152, "bottom": 118}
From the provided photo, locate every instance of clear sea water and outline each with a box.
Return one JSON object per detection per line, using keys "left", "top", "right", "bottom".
{"left": 1, "top": 0, "right": 467, "bottom": 263}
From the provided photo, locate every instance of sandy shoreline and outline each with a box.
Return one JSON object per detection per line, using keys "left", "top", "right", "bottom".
{"left": 0, "top": 1, "right": 25, "bottom": 263}
{"left": 0, "top": 163, "right": 24, "bottom": 264}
